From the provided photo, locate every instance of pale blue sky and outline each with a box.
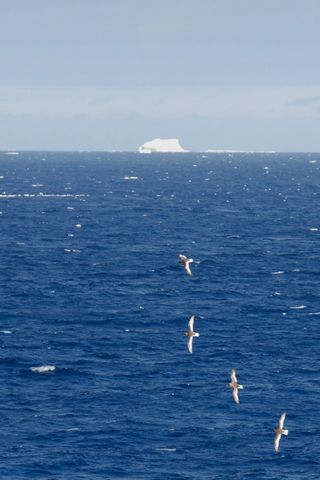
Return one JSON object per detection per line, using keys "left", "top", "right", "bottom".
{"left": 1, "top": 0, "right": 320, "bottom": 151}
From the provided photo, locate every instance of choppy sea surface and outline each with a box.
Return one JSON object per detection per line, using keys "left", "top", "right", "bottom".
{"left": 0, "top": 151, "right": 319, "bottom": 479}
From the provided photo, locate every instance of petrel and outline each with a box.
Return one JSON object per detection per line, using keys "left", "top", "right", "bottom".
{"left": 274, "top": 413, "right": 289, "bottom": 453}
{"left": 227, "top": 369, "right": 244, "bottom": 404}
{"left": 179, "top": 254, "right": 194, "bottom": 276}
{"left": 185, "top": 315, "right": 199, "bottom": 354}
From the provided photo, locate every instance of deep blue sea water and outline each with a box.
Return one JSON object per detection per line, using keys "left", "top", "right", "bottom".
{"left": 0, "top": 151, "right": 319, "bottom": 479}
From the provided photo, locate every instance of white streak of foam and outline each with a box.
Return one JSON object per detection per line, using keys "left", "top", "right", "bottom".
{"left": 156, "top": 448, "right": 177, "bottom": 452}
{"left": 31, "top": 365, "right": 56, "bottom": 373}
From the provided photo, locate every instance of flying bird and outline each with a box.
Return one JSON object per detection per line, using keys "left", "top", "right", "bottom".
{"left": 185, "top": 315, "right": 199, "bottom": 354}
{"left": 227, "top": 369, "right": 244, "bottom": 404}
{"left": 179, "top": 254, "right": 194, "bottom": 276}
{"left": 274, "top": 412, "right": 289, "bottom": 453}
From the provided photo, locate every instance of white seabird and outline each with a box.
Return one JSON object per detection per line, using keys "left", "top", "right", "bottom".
{"left": 227, "top": 368, "right": 243, "bottom": 404}
{"left": 179, "top": 254, "right": 194, "bottom": 276}
{"left": 274, "top": 412, "right": 289, "bottom": 453}
{"left": 185, "top": 315, "right": 199, "bottom": 354}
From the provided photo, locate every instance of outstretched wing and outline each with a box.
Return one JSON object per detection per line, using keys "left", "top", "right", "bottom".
{"left": 188, "top": 315, "right": 195, "bottom": 332}
{"left": 185, "top": 262, "right": 193, "bottom": 276}
{"left": 232, "top": 387, "right": 240, "bottom": 404}
{"left": 278, "top": 412, "right": 286, "bottom": 429}
{"left": 274, "top": 433, "right": 281, "bottom": 452}
{"left": 187, "top": 336, "right": 193, "bottom": 354}
{"left": 231, "top": 369, "right": 238, "bottom": 383}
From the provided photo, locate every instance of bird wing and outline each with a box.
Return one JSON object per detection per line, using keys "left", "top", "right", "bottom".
{"left": 187, "top": 336, "right": 193, "bottom": 354}
{"left": 231, "top": 369, "right": 238, "bottom": 383}
{"left": 188, "top": 315, "right": 195, "bottom": 332}
{"left": 185, "top": 262, "right": 193, "bottom": 275}
{"left": 232, "top": 387, "right": 240, "bottom": 404}
{"left": 278, "top": 412, "right": 286, "bottom": 429}
{"left": 274, "top": 433, "right": 281, "bottom": 452}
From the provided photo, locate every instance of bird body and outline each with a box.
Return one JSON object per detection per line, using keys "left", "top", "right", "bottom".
{"left": 185, "top": 315, "right": 199, "bottom": 353}
{"left": 179, "top": 254, "right": 194, "bottom": 276}
{"left": 227, "top": 369, "right": 243, "bottom": 404}
{"left": 274, "top": 413, "right": 289, "bottom": 452}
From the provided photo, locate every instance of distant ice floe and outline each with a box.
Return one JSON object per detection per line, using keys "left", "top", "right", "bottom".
{"left": 0, "top": 193, "right": 87, "bottom": 199}
{"left": 5, "top": 150, "right": 19, "bottom": 155}
{"left": 205, "top": 149, "right": 276, "bottom": 154}
{"left": 31, "top": 365, "right": 56, "bottom": 373}
{"left": 139, "top": 138, "right": 187, "bottom": 153}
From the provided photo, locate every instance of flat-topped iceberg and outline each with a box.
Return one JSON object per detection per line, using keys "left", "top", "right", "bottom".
{"left": 139, "top": 138, "right": 187, "bottom": 153}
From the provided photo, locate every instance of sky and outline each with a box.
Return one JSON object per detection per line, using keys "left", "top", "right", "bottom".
{"left": 1, "top": 0, "right": 320, "bottom": 151}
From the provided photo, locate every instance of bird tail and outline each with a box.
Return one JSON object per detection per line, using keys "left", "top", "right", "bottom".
{"left": 238, "top": 384, "right": 244, "bottom": 389}
{"left": 282, "top": 429, "right": 289, "bottom": 436}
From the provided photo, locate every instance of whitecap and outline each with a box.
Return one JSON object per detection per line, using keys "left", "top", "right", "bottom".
{"left": 123, "top": 176, "right": 139, "bottom": 180}
{"left": 1, "top": 330, "right": 12, "bottom": 334}
{"left": 290, "top": 305, "right": 307, "bottom": 310}
{"left": 157, "top": 448, "right": 177, "bottom": 452}
{"left": 75, "top": 224, "right": 82, "bottom": 228}
{"left": 272, "top": 271, "right": 285, "bottom": 275}
{"left": 309, "top": 227, "right": 318, "bottom": 231}
{"left": 31, "top": 365, "right": 56, "bottom": 373}
{"left": 309, "top": 312, "right": 320, "bottom": 316}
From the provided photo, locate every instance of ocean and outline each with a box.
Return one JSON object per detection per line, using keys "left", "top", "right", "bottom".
{"left": 0, "top": 151, "right": 319, "bottom": 479}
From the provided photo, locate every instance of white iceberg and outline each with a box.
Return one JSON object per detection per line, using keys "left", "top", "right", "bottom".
{"left": 139, "top": 138, "right": 187, "bottom": 153}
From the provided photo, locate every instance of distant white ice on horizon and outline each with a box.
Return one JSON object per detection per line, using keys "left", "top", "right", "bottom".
{"left": 139, "top": 138, "right": 187, "bottom": 153}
